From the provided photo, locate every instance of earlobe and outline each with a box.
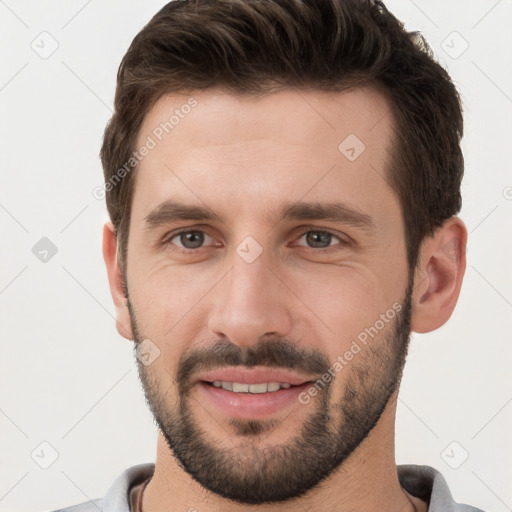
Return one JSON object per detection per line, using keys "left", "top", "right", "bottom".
{"left": 102, "top": 221, "right": 134, "bottom": 341}
{"left": 410, "top": 217, "right": 467, "bottom": 333}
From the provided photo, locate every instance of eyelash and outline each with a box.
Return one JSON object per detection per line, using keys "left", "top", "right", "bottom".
{"left": 163, "top": 228, "right": 350, "bottom": 253}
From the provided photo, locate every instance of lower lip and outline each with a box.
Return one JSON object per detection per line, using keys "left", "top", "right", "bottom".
{"left": 196, "top": 381, "right": 312, "bottom": 419}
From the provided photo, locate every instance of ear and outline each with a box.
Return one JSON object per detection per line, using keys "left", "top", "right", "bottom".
{"left": 410, "top": 217, "right": 467, "bottom": 333}
{"left": 102, "top": 221, "right": 134, "bottom": 340}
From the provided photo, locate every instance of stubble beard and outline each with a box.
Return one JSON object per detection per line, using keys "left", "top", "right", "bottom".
{"left": 128, "top": 276, "right": 413, "bottom": 504}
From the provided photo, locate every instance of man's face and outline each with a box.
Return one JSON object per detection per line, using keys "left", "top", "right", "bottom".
{"left": 124, "top": 86, "right": 412, "bottom": 503}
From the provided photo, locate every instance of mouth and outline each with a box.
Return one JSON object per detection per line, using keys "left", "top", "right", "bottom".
{"left": 206, "top": 380, "right": 294, "bottom": 393}
{"left": 194, "top": 367, "right": 317, "bottom": 420}
{"left": 197, "top": 367, "right": 314, "bottom": 387}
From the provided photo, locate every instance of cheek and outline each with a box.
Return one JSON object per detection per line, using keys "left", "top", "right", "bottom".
{"left": 128, "top": 262, "right": 214, "bottom": 355}
{"left": 292, "top": 266, "right": 399, "bottom": 357}
{"left": 131, "top": 257, "right": 210, "bottom": 311}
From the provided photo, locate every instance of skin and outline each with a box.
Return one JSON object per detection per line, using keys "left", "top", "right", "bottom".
{"left": 103, "top": 86, "right": 467, "bottom": 511}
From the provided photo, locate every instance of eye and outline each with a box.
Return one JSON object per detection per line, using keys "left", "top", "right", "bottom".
{"left": 164, "top": 228, "right": 347, "bottom": 253}
{"left": 168, "top": 230, "right": 216, "bottom": 250}
{"left": 296, "top": 230, "right": 344, "bottom": 249}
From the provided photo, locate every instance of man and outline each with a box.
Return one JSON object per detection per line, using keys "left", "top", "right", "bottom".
{"left": 54, "top": 0, "right": 483, "bottom": 510}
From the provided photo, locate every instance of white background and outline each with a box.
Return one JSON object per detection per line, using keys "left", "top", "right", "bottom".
{"left": 0, "top": 1, "right": 511, "bottom": 511}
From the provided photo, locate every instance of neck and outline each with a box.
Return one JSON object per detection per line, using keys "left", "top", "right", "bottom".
{"left": 142, "top": 395, "right": 423, "bottom": 512}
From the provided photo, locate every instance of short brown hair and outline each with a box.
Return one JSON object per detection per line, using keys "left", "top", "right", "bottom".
{"left": 100, "top": 0, "right": 464, "bottom": 272}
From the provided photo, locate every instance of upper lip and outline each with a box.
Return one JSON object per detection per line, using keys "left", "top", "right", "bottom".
{"left": 197, "top": 367, "right": 315, "bottom": 386}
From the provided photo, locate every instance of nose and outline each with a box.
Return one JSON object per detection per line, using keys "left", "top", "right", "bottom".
{"left": 207, "top": 248, "right": 293, "bottom": 348}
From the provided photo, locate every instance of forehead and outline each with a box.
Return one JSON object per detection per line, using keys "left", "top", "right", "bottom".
{"left": 137, "top": 85, "right": 393, "bottom": 153}
{"left": 132, "top": 86, "right": 398, "bottom": 224}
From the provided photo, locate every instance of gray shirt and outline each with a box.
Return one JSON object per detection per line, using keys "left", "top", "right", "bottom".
{"left": 50, "top": 462, "right": 485, "bottom": 512}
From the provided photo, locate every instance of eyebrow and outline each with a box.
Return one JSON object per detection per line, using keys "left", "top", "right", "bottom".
{"left": 144, "top": 199, "right": 375, "bottom": 231}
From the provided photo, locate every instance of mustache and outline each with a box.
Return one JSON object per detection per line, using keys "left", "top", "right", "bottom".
{"left": 176, "top": 337, "right": 331, "bottom": 392}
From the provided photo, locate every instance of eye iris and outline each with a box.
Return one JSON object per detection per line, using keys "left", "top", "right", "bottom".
{"left": 306, "top": 231, "right": 332, "bottom": 248}
{"left": 181, "top": 231, "right": 204, "bottom": 249}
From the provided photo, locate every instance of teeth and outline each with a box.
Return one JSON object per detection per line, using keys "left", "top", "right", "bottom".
{"left": 232, "top": 382, "right": 249, "bottom": 392}
{"left": 266, "top": 382, "right": 281, "bottom": 392}
{"left": 248, "top": 383, "right": 268, "bottom": 393}
{"left": 210, "top": 381, "right": 293, "bottom": 393}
